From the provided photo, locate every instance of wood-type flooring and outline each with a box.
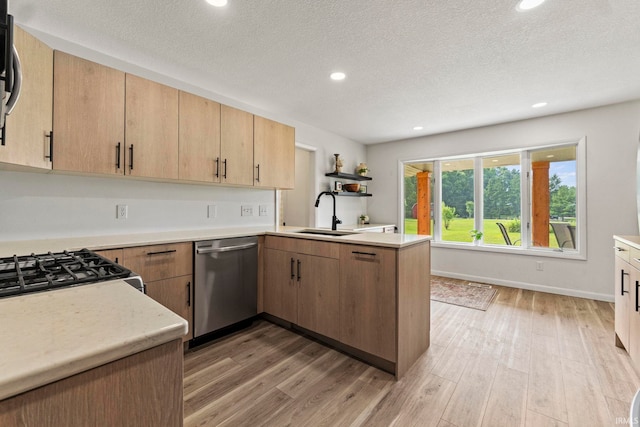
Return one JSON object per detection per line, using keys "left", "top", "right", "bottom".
{"left": 183, "top": 286, "right": 639, "bottom": 426}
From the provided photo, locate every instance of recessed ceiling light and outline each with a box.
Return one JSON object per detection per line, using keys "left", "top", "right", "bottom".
{"left": 330, "top": 72, "right": 346, "bottom": 81}
{"left": 444, "top": 163, "right": 451, "bottom": 166}
{"left": 517, "top": 0, "right": 545, "bottom": 11}
{"left": 532, "top": 102, "right": 547, "bottom": 108}
{"left": 546, "top": 154, "right": 555, "bottom": 158}
{"left": 206, "top": 0, "right": 227, "bottom": 7}
{"left": 413, "top": 126, "right": 423, "bottom": 131}
{"left": 492, "top": 159, "right": 499, "bottom": 162}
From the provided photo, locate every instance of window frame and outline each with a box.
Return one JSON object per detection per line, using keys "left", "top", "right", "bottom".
{"left": 399, "top": 137, "right": 586, "bottom": 260}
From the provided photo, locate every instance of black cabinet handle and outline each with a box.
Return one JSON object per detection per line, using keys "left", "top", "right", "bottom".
{"left": 116, "top": 142, "right": 121, "bottom": 169}
{"left": 223, "top": 158, "right": 227, "bottom": 179}
{"left": 256, "top": 164, "right": 260, "bottom": 182}
{"left": 45, "top": 131, "right": 53, "bottom": 162}
{"left": 146, "top": 249, "right": 177, "bottom": 256}
{"left": 622, "top": 270, "right": 630, "bottom": 295}
{"left": 215, "top": 157, "right": 220, "bottom": 178}
{"left": 187, "top": 281, "right": 191, "bottom": 307}
{"left": 352, "top": 251, "right": 376, "bottom": 257}
{"left": 290, "top": 257, "right": 295, "bottom": 279}
{"left": 297, "top": 259, "right": 301, "bottom": 282}
{"left": 129, "top": 144, "right": 134, "bottom": 170}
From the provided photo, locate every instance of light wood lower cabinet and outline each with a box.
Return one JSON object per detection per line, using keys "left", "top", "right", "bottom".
{"left": 146, "top": 276, "right": 193, "bottom": 341}
{"left": 121, "top": 243, "right": 193, "bottom": 342}
{"left": 263, "top": 247, "right": 340, "bottom": 341}
{"left": 94, "top": 248, "right": 123, "bottom": 265}
{"left": 0, "top": 340, "right": 183, "bottom": 427}
{"left": 263, "top": 236, "right": 430, "bottom": 378}
{"left": 615, "top": 249, "right": 631, "bottom": 350}
{"left": 0, "top": 26, "right": 53, "bottom": 170}
{"left": 339, "top": 245, "right": 396, "bottom": 361}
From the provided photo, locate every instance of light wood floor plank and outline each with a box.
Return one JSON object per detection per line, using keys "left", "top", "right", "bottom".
{"left": 481, "top": 365, "right": 528, "bottom": 427}
{"left": 527, "top": 349, "right": 568, "bottom": 422}
{"left": 525, "top": 410, "right": 568, "bottom": 427}
{"left": 561, "top": 357, "right": 614, "bottom": 427}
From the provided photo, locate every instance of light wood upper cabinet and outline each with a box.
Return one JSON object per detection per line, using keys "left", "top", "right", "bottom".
{"left": 178, "top": 91, "right": 221, "bottom": 182}
{"left": 220, "top": 105, "right": 254, "bottom": 186}
{"left": 340, "top": 244, "right": 397, "bottom": 361}
{"left": 254, "top": 115, "right": 295, "bottom": 189}
{"left": 0, "top": 26, "right": 53, "bottom": 169}
{"left": 125, "top": 74, "right": 179, "bottom": 180}
{"left": 53, "top": 51, "right": 125, "bottom": 174}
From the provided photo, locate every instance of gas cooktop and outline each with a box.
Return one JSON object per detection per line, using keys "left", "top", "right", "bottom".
{"left": 0, "top": 249, "right": 135, "bottom": 298}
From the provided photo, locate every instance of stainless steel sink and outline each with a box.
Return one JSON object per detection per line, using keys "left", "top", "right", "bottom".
{"left": 293, "top": 229, "right": 359, "bottom": 236}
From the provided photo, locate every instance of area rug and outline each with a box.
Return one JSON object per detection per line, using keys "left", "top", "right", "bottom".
{"left": 431, "top": 276, "right": 497, "bottom": 311}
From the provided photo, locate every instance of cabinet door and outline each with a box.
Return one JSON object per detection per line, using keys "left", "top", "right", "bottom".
{"left": 178, "top": 91, "right": 221, "bottom": 182}
{"left": 629, "top": 267, "right": 640, "bottom": 368}
{"left": 340, "top": 245, "right": 397, "bottom": 361}
{"left": 253, "top": 115, "right": 295, "bottom": 189}
{"left": 125, "top": 74, "right": 179, "bottom": 179}
{"left": 145, "top": 275, "right": 193, "bottom": 342}
{"left": 0, "top": 26, "right": 52, "bottom": 169}
{"left": 263, "top": 248, "right": 297, "bottom": 323}
{"left": 220, "top": 105, "right": 254, "bottom": 186}
{"left": 297, "top": 254, "right": 340, "bottom": 340}
{"left": 615, "top": 256, "right": 631, "bottom": 350}
{"left": 53, "top": 51, "right": 125, "bottom": 174}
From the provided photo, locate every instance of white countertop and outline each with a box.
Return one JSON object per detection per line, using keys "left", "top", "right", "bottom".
{"left": 0, "top": 225, "right": 430, "bottom": 256}
{"left": 614, "top": 235, "right": 640, "bottom": 249}
{"left": 0, "top": 280, "right": 187, "bottom": 400}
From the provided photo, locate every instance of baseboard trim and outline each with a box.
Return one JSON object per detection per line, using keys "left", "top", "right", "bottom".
{"left": 431, "top": 269, "right": 614, "bottom": 303}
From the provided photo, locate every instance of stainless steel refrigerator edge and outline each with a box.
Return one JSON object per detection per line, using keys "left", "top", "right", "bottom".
{"left": 194, "top": 237, "right": 258, "bottom": 338}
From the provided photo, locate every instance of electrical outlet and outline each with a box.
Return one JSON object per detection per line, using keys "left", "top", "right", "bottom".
{"left": 241, "top": 205, "right": 253, "bottom": 216}
{"left": 536, "top": 261, "right": 544, "bottom": 271}
{"left": 259, "top": 205, "right": 268, "bottom": 216}
{"left": 207, "top": 204, "right": 217, "bottom": 218}
{"left": 116, "top": 204, "right": 128, "bottom": 220}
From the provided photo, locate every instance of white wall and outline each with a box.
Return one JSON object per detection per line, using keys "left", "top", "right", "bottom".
{"left": 367, "top": 101, "right": 640, "bottom": 301}
{"left": 0, "top": 25, "right": 366, "bottom": 241}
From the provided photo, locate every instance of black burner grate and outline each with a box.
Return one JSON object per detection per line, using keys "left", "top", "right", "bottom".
{"left": 0, "top": 249, "right": 132, "bottom": 298}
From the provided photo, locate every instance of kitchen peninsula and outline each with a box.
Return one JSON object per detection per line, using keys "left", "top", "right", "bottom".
{"left": 0, "top": 226, "right": 431, "bottom": 387}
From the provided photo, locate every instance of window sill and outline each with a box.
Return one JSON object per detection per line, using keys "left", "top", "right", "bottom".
{"left": 430, "top": 241, "right": 586, "bottom": 260}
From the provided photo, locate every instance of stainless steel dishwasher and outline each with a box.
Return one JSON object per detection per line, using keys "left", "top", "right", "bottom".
{"left": 194, "top": 236, "right": 258, "bottom": 339}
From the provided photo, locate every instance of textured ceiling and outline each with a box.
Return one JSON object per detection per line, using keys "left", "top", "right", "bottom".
{"left": 12, "top": 0, "right": 640, "bottom": 144}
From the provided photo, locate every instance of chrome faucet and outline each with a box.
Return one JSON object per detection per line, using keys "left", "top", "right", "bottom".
{"left": 314, "top": 191, "right": 342, "bottom": 230}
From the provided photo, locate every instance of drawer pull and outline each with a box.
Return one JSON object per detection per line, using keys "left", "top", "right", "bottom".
{"left": 615, "top": 247, "right": 626, "bottom": 252}
{"left": 187, "top": 281, "right": 191, "bottom": 307}
{"left": 215, "top": 157, "right": 220, "bottom": 178}
{"left": 352, "top": 251, "right": 376, "bottom": 257}
{"left": 146, "top": 249, "right": 177, "bottom": 256}
{"left": 297, "top": 259, "right": 301, "bottom": 282}
{"left": 45, "top": 131, "right": 53, "bottom": 162}
{"left": 290, "top": 257, "right": 295, "bottom": 279}
{"left": 116, "top": 142, "right": 121, "bottom": 169}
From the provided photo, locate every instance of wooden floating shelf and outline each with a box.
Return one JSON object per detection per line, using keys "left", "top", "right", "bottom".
{"left": 332, "top": 192, "right": 372, "bottom": 197}
{"left": 325, "top": 172, "right": 372, "bottom": 181}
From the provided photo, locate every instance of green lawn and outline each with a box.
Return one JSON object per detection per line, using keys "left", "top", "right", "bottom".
{"left": 404, "top": 218, "right": 560, "bottom": 248}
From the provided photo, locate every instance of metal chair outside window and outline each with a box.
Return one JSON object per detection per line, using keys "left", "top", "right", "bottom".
{"left": 496, "top": 222, "right": 520, "bottom": 246}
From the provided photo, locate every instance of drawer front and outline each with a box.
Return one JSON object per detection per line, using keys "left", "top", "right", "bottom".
{"left": 123, "top": 243, "right": 192, "bottom": 282}
{"left": 265, "top": 236, "right": 339, "bottom": 259}
{"left": 615, "top": 240, "right": 631, "bottom": 263}
{"left": 630, "top": 247, "right": 640, "bottom": 271}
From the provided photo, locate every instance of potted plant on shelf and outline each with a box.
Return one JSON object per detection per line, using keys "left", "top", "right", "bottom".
{"left": 356, "top": 162, "right": 368, "bottom": 176}
{"left": 469, "top": 229, "right": 483, "bottom": 245}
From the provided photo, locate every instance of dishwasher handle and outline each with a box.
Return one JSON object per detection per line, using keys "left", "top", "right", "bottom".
{"left": 196, "top": 242, "right": 257, "bottom": 254}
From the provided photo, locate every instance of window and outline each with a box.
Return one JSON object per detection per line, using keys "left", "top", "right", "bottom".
{"left": 402, "top": 138, "right": 584, "bottom": 258}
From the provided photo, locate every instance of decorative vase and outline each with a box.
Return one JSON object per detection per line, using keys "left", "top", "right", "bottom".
{"left": 334, "top": 154, "right": 343, "bottom": 173}
{"left": 357, "top": 162, "right": 368, "bottom": 176}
